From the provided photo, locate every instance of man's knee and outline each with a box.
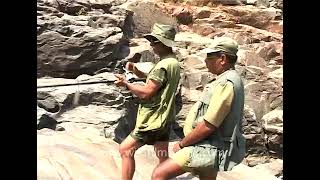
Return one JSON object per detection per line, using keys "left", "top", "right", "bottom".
{"left": 151, "top": 166, "right": 166, "bottom": 180}
{"left": 119, "top": 143, "right": 135, "bottom": 158}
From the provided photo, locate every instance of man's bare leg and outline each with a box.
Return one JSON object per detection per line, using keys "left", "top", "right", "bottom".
{"left": 151, "top": 158, "right": 186, "bottom": 180}
{"left": 153, "top": 141, "right": 169, "bottom": 164}
{"left": 119, "top": 135, "right": 143, "bottom": 180}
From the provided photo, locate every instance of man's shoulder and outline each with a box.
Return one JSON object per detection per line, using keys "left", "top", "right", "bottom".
{"left": 159, "top": 56, "right": 179, "bottom": 68}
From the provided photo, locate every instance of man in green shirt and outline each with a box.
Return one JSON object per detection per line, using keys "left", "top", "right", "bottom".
{"left": 114, "top": 23, "right": 181, "bottom": 180}
{"left": 151, "top": 37, "right": 246, "bottom": 180}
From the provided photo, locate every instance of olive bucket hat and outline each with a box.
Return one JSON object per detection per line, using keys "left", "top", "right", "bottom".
{"left": 144, "top": 23, "right": 177, "bottom": 47}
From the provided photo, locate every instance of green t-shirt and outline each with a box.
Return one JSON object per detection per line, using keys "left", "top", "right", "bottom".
{"left": 134, "top": 54, "right": 180, "bottom": 133}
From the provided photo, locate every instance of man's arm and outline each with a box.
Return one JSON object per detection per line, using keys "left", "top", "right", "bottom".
{"left": 114, "top": 74, "right": 161, "bottom": 100}
{"left": 126, "top": 62, "right": 147, "bottom": 79}
{"left": 173, "top": 81, "right": 234, "bottom": 152}
{"left": 180, "top": 120, "right": 216, "bottom": 147}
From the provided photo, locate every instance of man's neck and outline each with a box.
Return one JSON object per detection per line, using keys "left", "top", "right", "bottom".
{"left": 216, "top": 65, "right": 235, "bottom": 76}
{"left": 159, "top": 51, "right": 173, "bottom": 59}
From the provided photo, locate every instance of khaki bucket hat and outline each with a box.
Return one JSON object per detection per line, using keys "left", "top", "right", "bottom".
{"left": 144, "top": 23, "right": 177, "bottom": 47}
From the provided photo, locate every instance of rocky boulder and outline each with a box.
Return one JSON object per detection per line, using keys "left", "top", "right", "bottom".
{"left": 121, "top": 0, "right": 177, "bottom": 36}
{"left": 37, "top": 0, "right": 133, "bottom": 78}
{"left": 37, "top": 72, "right": 139, "bottom": 142}
{"left": 261, "top": 109, "right": 283, "bottom": 157}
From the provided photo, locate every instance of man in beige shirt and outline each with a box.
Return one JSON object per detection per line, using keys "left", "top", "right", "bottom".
{"left": 152, "top": 37, "right": 246, "bottom": 180}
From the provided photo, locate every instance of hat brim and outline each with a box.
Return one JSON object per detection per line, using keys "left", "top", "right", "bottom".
{"left": 144, "top": 34, "right": 176, "bottom": 47}
{"left": 200, "top": 48, "right": 221, "bottom": 54}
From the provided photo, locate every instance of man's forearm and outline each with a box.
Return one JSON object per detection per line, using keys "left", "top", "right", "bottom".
{"left": 133, "top": 67, "right": 147, "bottom": 79}
{"left": 125, "top": 82, "right": 153, "bottom": 100}
{"left": 180, "top": 120, "right": 216, "bottom": 148}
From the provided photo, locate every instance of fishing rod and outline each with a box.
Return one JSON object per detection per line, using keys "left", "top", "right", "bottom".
{"left": 37, "top": 78, "right": 145, "bottom": 89}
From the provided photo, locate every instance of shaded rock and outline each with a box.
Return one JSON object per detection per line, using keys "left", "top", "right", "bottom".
{"left": 172, "top": 6, "right": 193, "bottom": 25}
{"left": 242, "top": 105, "right": 263, "bottom": 134}
{"left": 265, "top": 132, "right": 283, "bottom": 158}
{"left": 37, "top": 91, "right": 60, "bottom": 113}
{"left": 37, "top": 114, "right": 58, "bottom": 130}
{"left": 244, "top": 134, "right": 268, "bottom": 155}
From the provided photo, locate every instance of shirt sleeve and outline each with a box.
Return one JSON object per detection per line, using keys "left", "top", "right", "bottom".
{"left": 147, "top": 67, "right": 167, "bottom": 86}
{"left": 203, "top": 81, "right": 234, "bottom": 127}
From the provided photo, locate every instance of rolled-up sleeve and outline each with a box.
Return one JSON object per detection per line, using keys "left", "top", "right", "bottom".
{"left": 147, "top": 67, "right": 167, "bottom": 86}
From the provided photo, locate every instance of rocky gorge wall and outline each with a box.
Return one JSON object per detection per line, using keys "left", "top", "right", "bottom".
{"left": 37, "top": 0, "right": 283, "bottom": 179}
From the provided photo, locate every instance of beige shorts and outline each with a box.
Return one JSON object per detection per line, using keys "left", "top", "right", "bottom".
{"left": 171, "top": 146, "right": 218, "bottom": 177}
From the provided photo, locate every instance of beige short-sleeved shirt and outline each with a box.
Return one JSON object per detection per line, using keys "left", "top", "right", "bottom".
{"left": 183, "top": 81, "right": 234, "bottom": 135}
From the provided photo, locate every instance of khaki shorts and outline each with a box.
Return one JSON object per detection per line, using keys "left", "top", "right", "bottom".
{"left": 171, "top": 146, "right": 218, "bottom": 177}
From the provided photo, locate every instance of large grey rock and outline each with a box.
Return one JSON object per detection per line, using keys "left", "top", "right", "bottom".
{"left": 121, "top": 0, "right": 177, "bottom": 37}
{"left": 37, "top": 27, "right": 125, "bottom": 78}
{"left": 37, "top": 91, "right": 60, "bottom": 113}
{"left": 37, "top": 0, "right": 132, "bottom": 78}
